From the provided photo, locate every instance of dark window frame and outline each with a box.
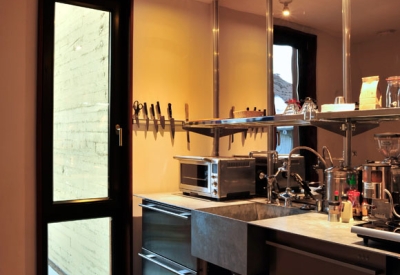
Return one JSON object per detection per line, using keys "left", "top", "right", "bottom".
{"left": 274, "top": 25, "right": 318, "bottom": 181}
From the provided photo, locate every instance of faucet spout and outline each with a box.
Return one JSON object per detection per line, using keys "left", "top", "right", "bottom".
{"left": 322, "top": 146, "right": 334, "bottom": 168}
{"left": 287, "top": 146, "right": 327, "bottom": 189}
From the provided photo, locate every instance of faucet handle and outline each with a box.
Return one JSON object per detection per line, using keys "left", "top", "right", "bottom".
{"left": 280, "top": 187, "right": 295, "bottom": 207}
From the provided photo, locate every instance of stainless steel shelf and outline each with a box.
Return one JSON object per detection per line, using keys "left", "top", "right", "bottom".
{"left": 184, "top": 108, "right": 400, "bottom": 128}
{"left": 183, "top": 108, "right": 400, "bottom": 136}
{"left": 317, "top": 108, "right": 400, "bottom": 121}
{"left": 184, "top": 114, "right": 310, "bottom": 128}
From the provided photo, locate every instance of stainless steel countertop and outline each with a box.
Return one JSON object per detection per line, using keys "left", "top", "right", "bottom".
{"left": 134, "top": 192, "right": 254, "bottom": 211}
{"left": 134, "top": 192, "right": 400, "bottom": 258}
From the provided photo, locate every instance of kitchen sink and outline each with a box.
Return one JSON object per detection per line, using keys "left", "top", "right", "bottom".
{"left": 195, "top": 201, "right": 305, "bottom": 222}
{"left": 191, "top": 201, "right": 306, "bottom": 275}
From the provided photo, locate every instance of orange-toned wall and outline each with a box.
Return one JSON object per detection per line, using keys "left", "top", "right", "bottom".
{"left": 0, "top": 0, "right": 37, "bottom": 274}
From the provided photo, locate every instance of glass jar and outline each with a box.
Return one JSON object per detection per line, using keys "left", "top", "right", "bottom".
{"left": 283, "top": 99, "right": 300, "bottom": 115}
{"left": 385, "top": 76, "right": 400, "bottom": 108}
{"left": 300, "top": 97, "right": 318, "bottom": 120}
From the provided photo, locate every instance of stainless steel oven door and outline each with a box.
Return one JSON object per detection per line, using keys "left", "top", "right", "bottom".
{"left": 140, "top": 200, "right": 198, "bottom": 271}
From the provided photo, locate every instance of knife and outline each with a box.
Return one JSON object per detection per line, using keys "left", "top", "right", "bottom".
{"left": 253, "top": 107, "right": 258, "bottom": 136}
{"left": 167, "top": 103, "right": 175, "bottom": 139}
{"left": 143, "top": 102, "right": 149, "bottom": 131}
{"left": 156, "top": 101, "right": 165, "bottom": 129}
{"left": 228, "top": 106, "right": 234, "bottom": 150}
{"left": 150, "top": 104, "right": 158, "bottom": 132}
{"left": 229, "top": 106, "right": 235, "bottom": 143}
{"left": 185, "top": 103, "right": 190, "bottom": 145}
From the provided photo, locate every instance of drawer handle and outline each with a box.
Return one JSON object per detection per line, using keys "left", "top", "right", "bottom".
{"left": 139, "top": 252, "right": 196, "bottom": 275}
{"left": 139, "top": 203, "right": 191, "bottom": 219}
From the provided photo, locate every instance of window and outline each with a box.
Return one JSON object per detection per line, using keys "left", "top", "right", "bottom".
{"left": 274, "top": 25, "right": 318, "bottom": 181}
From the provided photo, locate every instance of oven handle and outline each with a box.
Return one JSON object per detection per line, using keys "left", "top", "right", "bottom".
{"left": 139, "top": 203, "right": 191, "bottom": 219}
{"left": 138, "top": 252, "right": 196, "bottom": 275}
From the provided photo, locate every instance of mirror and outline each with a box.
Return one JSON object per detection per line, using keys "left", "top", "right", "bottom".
{"left": 217, "top": 0, "right": 400, "bottom": 105}
{"left": 216, "top": 0, "right": 400, "bottom": 164}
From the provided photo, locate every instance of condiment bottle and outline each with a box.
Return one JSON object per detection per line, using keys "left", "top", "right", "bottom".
{"left": 348, "top": 190, "right": 361, "bottom": 218}
{"left": 361, "top": 198, "right": 369, "bottom": 221}
{"left": 328, "top": 190, "right": 341, "bottom": 222}
{"left": 340, "top": 194, "right": 353, "bottom": 223}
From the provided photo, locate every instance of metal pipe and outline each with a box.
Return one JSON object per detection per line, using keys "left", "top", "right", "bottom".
{"left": 266, "top": 0, "right": 275, "bottom": 175}
{"left": 344, "top": 120, "right": 352, "bottom": 167}
{"left": 286, "top": 146, "right": 327, "bottom": 190}
{"left": 342, "top": 0, "right": 351, "bottom": 101}
{"left": 213, "top": 0, "right": 219, "bottom": 118}
{"left": 212, "top": 0, "right": 220, "bottom": 156}
{"left": 342, "top": 0, "right": 352, "bottom": 167}
{"left": 322, "top": 146, "right": 334, "bottom": 168}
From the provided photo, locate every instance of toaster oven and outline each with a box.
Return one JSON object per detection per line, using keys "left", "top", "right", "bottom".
{"left": 173, "top": 156, "right": 255, "bottom": 200}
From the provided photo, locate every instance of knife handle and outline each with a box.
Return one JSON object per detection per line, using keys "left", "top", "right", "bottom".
{"left": 150, "top": 104, "right": 155, "bottom": 118}
{"left": 156, "top": 101, "right": 161, "bottom": 117}
{"left": 143, "top": 102, "right": 148, "bottom": 118}
{"left": 167, "top": 103, "right": 172, "bottom": 119}
{"left": 185, "top": 103, "right": 189, "bottom": 122}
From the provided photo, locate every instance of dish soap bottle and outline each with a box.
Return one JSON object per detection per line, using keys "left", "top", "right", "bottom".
{"left": 340, "top": 194, "right": 354, "bottom": 223}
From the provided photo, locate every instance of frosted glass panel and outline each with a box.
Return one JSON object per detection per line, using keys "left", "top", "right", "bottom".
{"left": 53, "top": 3, "right": 110, "bottom": 201}
{"left": 48, "top": 218, "right": 111, "bottom": 275}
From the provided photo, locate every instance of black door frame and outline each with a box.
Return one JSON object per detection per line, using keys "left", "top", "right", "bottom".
{"left": 36, "top": 0, "right": 132, "bottom": 274}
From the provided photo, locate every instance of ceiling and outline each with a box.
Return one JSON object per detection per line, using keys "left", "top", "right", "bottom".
{"left": 214, "top": 0, "right": 400, "bottom": 43}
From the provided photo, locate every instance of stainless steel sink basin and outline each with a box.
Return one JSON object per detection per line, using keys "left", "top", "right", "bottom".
{"left": 191, "top": 202, "right": 305, "bottom": 275}
{"left": 196, "top": 201, "right": 305, "bottom": 221}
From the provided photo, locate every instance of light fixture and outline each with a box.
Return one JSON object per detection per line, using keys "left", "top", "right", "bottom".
{"left": 279, "top": 0, "right": 293, "bottom": 17}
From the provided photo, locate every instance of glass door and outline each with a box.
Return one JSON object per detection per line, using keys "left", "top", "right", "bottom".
{"left": 37, "top": 0, "right": 132, "bottom": 274}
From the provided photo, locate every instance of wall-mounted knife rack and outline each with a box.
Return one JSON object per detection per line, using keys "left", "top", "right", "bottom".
{"left": 132, "top": 118, "right": 185, "bottom": 132}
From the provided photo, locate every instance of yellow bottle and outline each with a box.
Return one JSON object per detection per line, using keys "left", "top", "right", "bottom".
{"left": 340, "top": 195, "right": 354, "bottom": 223}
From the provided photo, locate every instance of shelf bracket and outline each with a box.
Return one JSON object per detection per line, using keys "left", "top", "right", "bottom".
{"left": 310, "top": 120, "right": 380, "bottom": 136}
{"left": 183, "top": 127, "right": 248, "bottom": 138}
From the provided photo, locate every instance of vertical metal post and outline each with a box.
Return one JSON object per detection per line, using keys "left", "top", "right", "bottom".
{"left": 342, "top": 0, "right": 352, "bottom": 166}
{"left": 212, "top": 0, "right": 220, "bottom": 156}
{"left": 266, "top": 0, "right": 275, "bottom": 173}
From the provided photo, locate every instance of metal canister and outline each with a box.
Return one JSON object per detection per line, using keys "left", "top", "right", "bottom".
{"left": 325, "top": 164, "right": 357, "bottom": 212}
{"left": 361, "top": 162, "right": 390, "bottom": 199}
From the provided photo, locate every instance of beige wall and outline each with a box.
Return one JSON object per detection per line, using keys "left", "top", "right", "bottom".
{"left": 218, "top": 7, "right": 269, "bottom": 156}
{"left": 0, "top": 0, "right": 37, "bottom": 274}
{"left": 132, "top": 0, "right": 215, "bottom": 272}
{"left": 132, "top": 0, "right": 214, "bottom": 200}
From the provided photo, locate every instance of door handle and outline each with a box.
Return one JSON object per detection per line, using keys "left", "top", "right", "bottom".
{"left": 115, "top": 124, "right": 122, "bottom": 146}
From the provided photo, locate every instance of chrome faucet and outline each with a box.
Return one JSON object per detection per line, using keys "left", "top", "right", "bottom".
{"left": 280, "top": 187, "right": 295, "bottom": 207}
{"left": 259, "top": 168, "right": 284, "bottom": 205}
{"left": 285, "top": 146, "right": 328, "bottom": 208}
{"left": 250, "top": 150, "right": 279, "bottom": 204}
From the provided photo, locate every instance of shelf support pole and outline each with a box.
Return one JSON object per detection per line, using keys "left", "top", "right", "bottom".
{"left": 266, "top": 0, "right": 275, "bottom": 173}
{"left": 342, "top": 0, "right": 352, "bottom": 166}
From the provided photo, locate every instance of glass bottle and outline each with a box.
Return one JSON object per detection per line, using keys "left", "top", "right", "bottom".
{"left": 361, "top": 198, "right": 369, "bottom": 220}
{"left": 385, "top": 76, "right": 400, "bottom": 108}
